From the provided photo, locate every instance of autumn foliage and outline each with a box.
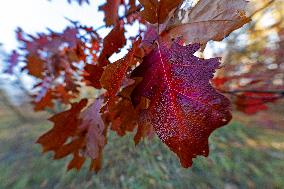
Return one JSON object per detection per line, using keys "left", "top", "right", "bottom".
{"left": 5, "top": 0, "right": 284, "bottom": 172}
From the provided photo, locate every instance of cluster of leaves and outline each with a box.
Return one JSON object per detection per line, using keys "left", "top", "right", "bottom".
{"left": 212, "top": 16, "right": 284, "bottom": 114}
{"left": 5, "top": 0, "right": 282, "bottom": 172}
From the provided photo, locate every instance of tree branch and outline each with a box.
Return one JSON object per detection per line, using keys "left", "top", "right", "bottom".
{"left": 218, "top": 89, "right": 284, "bottom": 98}
{"left": 249, "top": 0, "right": 276, "bottom": 19}
{"left": 94, "top": 4, "right": 143, "bottom": 32}
{"left": 220, "top": 89, "right": 284, "bottom": 94}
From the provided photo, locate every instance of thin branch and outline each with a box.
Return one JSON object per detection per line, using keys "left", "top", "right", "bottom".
{"left": 218, "top": 89, "right": 284, "bottom": 99}
{"left": 249, "top": 0, "right": 276, "bottom": 18}
{"left": 94, "top": 4, "right": 143, "bottom": 32}
{"left": 219, "top": 89, "right": 284, "bottom": 94}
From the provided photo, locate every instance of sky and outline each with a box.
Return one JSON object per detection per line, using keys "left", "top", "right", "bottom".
{"left": 0, "top": 0, "right": 105, "bottom": 51}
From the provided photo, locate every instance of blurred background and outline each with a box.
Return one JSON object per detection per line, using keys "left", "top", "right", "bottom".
{"left": 0, "top": 0, "right": 284, "bottom": 188}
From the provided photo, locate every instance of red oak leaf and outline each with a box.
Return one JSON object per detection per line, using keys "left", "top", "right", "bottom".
{"left": 25, "top": 55, "right": 44, "bottom": 78}
{"left": 17, "top": 27, "right": 84, "bottom": 96}
{"left": 235, "top": 92, "right": 278, "bottom": 115}
{"left": 138, "top": 0, "right": 183, "bottom": 24}
{"left": 67, "top": 152, "right": 86, "bottom": 170}
{"left": 53, "top": 85, "right": 76, "bottom": 104}
{"left": 98, "top": 23, "right": 126, "bottom": 66}
{"left": 100, "top": 39, "right": 141, "bottom": 104}
{"left": 37, "top": 99, "right": 87, "bottom": 153}
{"left": 212, "top": 77, "right": 230, "bottom": 88}
{"left": 34, "top": 88, "right": 54, "bottom": 111}
{"left": 105, "top": 97, "right": 138, "bottom": 136}
{"left": 102, "top": 77, "right": 151, "bottom": 139}
{"left": 33, "top": 77, "right": 54, "bottom": 111}
{"left": 83, "top": 64, "right": 104, "bottom": 89}
{"left": 134, "top": 108, "right": 155, "bottom": 145}
{"left": 131, "top": 41, "right": 232, "bottom": 167}
{"left": 99, "top": 0, "right": 122, "bottom": 26}
{"left": 79, "top": 98, "right": 107, "bottom": 172}
{"left": 37, "top": 98, "right": 107, "bottom": 172}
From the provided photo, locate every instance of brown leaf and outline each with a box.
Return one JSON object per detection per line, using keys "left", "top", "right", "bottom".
{"left": 83, "top": 64, "right": 104, "bottom": 89}
{"left": 100, "top": 39, "right": 141, "bottom": 104}
{"left": 34, "top": 88, "right": 54, "bottom": 111}
{"left": 138, "top": 0, "right": 183, "bottom": 24}
{"left": 107, "top": 98, "right": 138, "bottom": 136}
{"left": 99, "top": 0, "right": 121, "bottom": 26}
{"left": 163, "top": 0, "right": 250, "bottom": 45}
{"left": 134, "top": 108, "right": 154, "bottom": 145}
{"left": 98, "top": 23, "right": 127, "bottom": 66}
{"left": 26, "top": 55, "right": 44, "bottom": 78}
{"left": 37, "top": 99, "right": 87, "bottom": 152}
{"left": 103, "top": 78, "right": 150, "bottom": 139}
{"left": 37, "top": 98, "right": 108, "bottom": 172}
{"left": 67, "top": 152, "right": 86, "bottom": 171}
{"left": 54, "top": 138, "right": 85, "bottom": 159}
{"left": 79, "top": 98, "right": 107, "bottom": 161}
{"left": 53, "top": 85, "right": 76, "bottom": 104}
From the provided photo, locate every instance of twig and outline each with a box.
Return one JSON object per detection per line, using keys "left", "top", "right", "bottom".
{"left": 220, "top": 89, "right": 284, "bottom": 94}
{"left": 94, "top": 4, "right": 143, "bottom": 32}
{"left": 249, "top": 0, "right": 276, "bottom": 18}
{"left": 218, "top": 89, "right": 284, "bottom": 99}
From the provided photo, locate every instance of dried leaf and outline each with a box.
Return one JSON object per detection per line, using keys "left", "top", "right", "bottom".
{"left": 98, "top": 23, "right": 127, "bottom": 66}
{"left": 163, "top": 0, "right": 250, "bottom": 44}
{"left": 37, "top": 98, "right": 107, "bottom": 172}
{"left": 138, "top": 0, "right": 183, "bottom": 24}
{"left": 83, "top": 64, "right": 104, "bottom": 89}
{"left": 100, "top": 39, "right": 141, "bottom": 104}
{"left": 26, "top": 55, "right": 44, "bottom": 78}
{"left": 99, "top": 0, "right": 121, "bottom": 26}
{"left": 79, "top": 98, "right": 107, "bottom": 161}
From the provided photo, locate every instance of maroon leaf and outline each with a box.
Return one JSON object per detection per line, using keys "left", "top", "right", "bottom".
{"left": 235, "top": 92, "right": 278, "bottom": 115}
{"left": 34, "top": 89, "right": 54, "bottom": 111}
{"left": 33, "top": 77, "right": 54, "bottom": 111}
{"left": 83, "top": 64, "right": 104, "bottom": 89}
{"left": 98, "top": 23, "right": 127, "bottom": 66}
{"left": 100, "top": 39, "right": 141, "bottom": 104}
{"left": 37, "top": 98, "right": 107, "bottom": 172}
{"left": 106, "top": 97, "right": 138, "bottom": 136}
{"left": 37, "top": 99, "right": 87, "bottom": 152}
{"left": 138, "top": 0, "right": 183, "bottom": 24}
{"left": 99, "top": 0, "right": 122, "bottom": 26}
{"left": 25, "top": 55, "right": 44, "bottom": 78}
{"left": 131, "top": 41, "right": 232, "bottom": 167}
{"left": 79, "top": 98, "right": 107, "bottom": 162}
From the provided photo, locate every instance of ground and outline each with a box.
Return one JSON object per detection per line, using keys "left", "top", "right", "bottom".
{"left": 0, "top": 104, "right": 284, "bottom": 189}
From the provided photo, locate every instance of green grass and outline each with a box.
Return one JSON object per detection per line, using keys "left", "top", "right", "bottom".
{"left": 0, "top": 114, "right": 284, "bottom": 189}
